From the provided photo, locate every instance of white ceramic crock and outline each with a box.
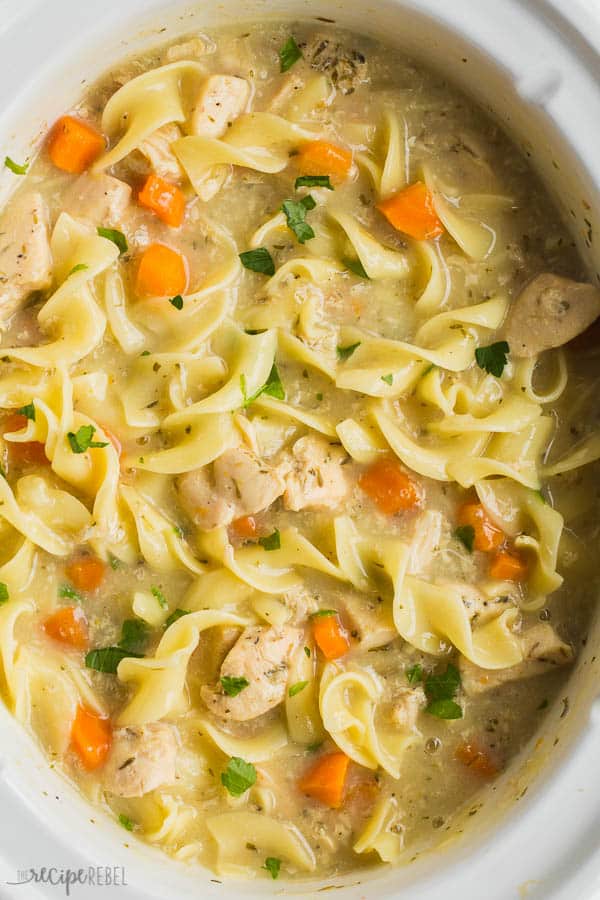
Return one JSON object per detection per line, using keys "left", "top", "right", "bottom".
{"left": 0, "top": 1, "right": 599, "bottom": 898}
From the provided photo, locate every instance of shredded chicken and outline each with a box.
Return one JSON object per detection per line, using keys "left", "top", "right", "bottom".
{"left": 340, "top": 591, "right": 396, "bottom": 650}
{"left": 390, "top": 686, "right": 426, "bottom": 731}
{"left": 281, "top": 435, "right": 350, "bottom": 512}
{"left": 0, "top": 192, "right": 52, "bottom": 323}
{"left": 138, "top": 124, "right": 184, "bottom": 182}
{"left": 103, "top": 723, "right": 178, "bottom": 797}
{"left": 63, "top": 173, "right": 131, "bottom": 227}
{"left": 407, "top": 510, "right": 443, "bottom": 575}
{"left": 191, "top": 74, "right": 250, "bottom": 138}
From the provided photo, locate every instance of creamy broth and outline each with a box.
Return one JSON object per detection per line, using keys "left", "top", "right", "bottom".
{"left": 0, "top": 19, "right": 598, "bottom": 882}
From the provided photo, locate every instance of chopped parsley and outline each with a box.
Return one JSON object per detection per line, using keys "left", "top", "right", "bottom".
{"left": 310, "top": 608, "right": 337, "bottom": 619}
{"left": 304, "top": 646, "right": 311, "bottom": 658}
{"left": 59, "top": 584, "right": 83, "bottom": 602}
{"left": 259, "top": 529, "right": 281, "bottom": 551}
{"left": 279, "top": 36, "right": 302, "bottom": 72}
{"left": 281, "top": 196, "right": 316, "bottom": 244}
{"left": 406, "top": 663, "right": 423, "bottom": 684}
{"left": 343, "top": 257, "right": 369, "bottom": 279}
{"left": 424, "top": 663, "right": 462, "bottom": 719}
{"left": 97, "top": 227, "right": 128, "bottom": 255}
{"left": 67, "top": 425, "right": 108, "bottom": 454}
{"left": 221, "top": 675, "right": 250, "bottom": 697}
{"left": 108, "top": 554, "right": 120, "bottom": 570}
{"left": 239, "top": 247, "right": 276, "bottom": 276}
{"left": 151, "top": 585, "right": 168, "bottom": 609}
{"left": 381, "top": 373, "right": 393, "bottom": 385}
{"left": 165, "top": 608, "right": 191, "bottom": 628}
{"left": 169, "top": 294, "right": 183, "bottom": 310}
{"left": 118, "top": 814, "right": 135, "bottom": 831}
{"left": 85, "top": 646, "right": 141, "bottom": 674}
{"left": 455, "top": 524, "right": 475, "bottom": 553}
{"left": 118, "top": 619, "right": 149, "bottom": 655}
{"left": 0, "top": 582, "right": 9, "bottom": 604}
{"left": 68, "top": 263, "right": 89, "bottom": 277}
{"left": 295, "top": 175, "right": 334, "bottom": 191}
{"left": 241, "top": 364, "right": 285, "bottom": 408}
{"left": 475, "top": 341, "right": 510, "bottom": 378}
{"left": 288, "top": 681, "right": 308, "bottom": 697}
{"left": 336, "top": 342, "right": 361, "bottom": 361}
{"left": 4, "top": 156, "right": 28, "bottom": 175}
{"left": 221, "top": 757, "right": 257, "bottom": 797}
{"left": 17, "top": 402, "right": 35, "bottom": 421}
{"left": 263, "top": 857, "right": 281, "bottom": 880}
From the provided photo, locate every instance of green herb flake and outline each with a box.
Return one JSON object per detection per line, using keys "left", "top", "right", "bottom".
{"left": 424, "top": 663, "right": 462, "bottom": 719}
{"left": 310, "top": 608, "right": 337, "bottom": 619}
{"left": 169, "top": 294, "right": 184, "bottom": 310}
{"left": 4, "top": 156, "right": 28, "bottom": 175}
{"left": 118, "top": 619, "right": 149, "bottom": 655}
{"left": 281, "top": 197, "right": 316, "bottom": 244}
{"left": 241, "top": 364, "right": 286, "bottom": 408}
{"left": 406, "top": 663, "right": 423, "bottom": 684}
{"left": 263, "top": 857, "right": 281, "bottom": 880}
{"left": 307, "top": 741, "right": 323, "bottom": 753}
{"left": 279, "top": 36, "right": 302, "bottom": 72}
{"left": 316, "top": 392, "right": 323, "bottom": 402}
{"left": 59, "top": 584, "right": 83, "bottom": 602}
{"left": 0, "top": 582, "right": 9, "bottom": 604}
{"left": 288, "top": 680, "right": 308, "bottom": 697}
{"left": 239, "top": 247, "right": 276, "bottom": 276}
{"left": 475, "top": 341, "right": 510, "bottom": 378}
{"left": 343, "top": 257, "right": 369, "bottom": 279}
{"left": 304, "top": 646, "right": 311, "bottom": 658}
{"left": 108, "top": 554, "right": 120, "bottom": 570}
{"left": 17, "top": 402, "right": 35, "bottom": 421}
{"left": 118, "top": 814, "right": 135, "bottom": 832}
{"left": 85, "top": 646, "right": 142, "bottom": 674}
{"left": 151, "top": 585, "right": 168, "bottom": 609}
{"left": 381, "top": 373, "right": 393, "bottom": 385}
{"left": 97, "top": 227, "right": 128, "bottom": 255}
{"left": 67, "top": 424, "right": 109, "bottom": 454}
{"left": 221, "top": 756, "right": 257, "bottom": 797}
{"left": 259, "top": 529, "right": 281, "bottom": 551}
{"left": 455, "top": 524, "right": 475, "bottom": 553}
{"left": 165, "top": 608, "right": 191, "bottom": 628}
{"left": 425, "top": 698, "right": 463, "bottom": 719}
{"left": 295, "top": 175, "right": 334, "bottom": 191}
{"left": 221, "top": 675, "right": 250, "bottom": 697}
{"left": 68, "top": 263, "right": 89, "bottom": 277}
{"left": 336, "top": 342, "right": 361, "bottom": 362}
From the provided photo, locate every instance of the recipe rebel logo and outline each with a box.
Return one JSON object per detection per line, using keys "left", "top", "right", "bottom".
{"left": 6, "top": 866, "right": 128, "bottom": 896}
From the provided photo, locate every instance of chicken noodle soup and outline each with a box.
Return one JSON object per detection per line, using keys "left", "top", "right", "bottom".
{"left": 0, "top": 19, "right": 598, "bottom": 881}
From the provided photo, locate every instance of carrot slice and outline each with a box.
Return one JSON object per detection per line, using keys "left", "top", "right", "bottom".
{"left": 231, "top": 515, "right": 258, "bottom": 539}
{"left": 455, "top": 739, "right": 501, "bottom": 779}
{"left": 312, "top": 612, "right": 350, "bottom": 660}
{"left": 3, "top": 413, "right": 48, "bottom": 467}
{"left": 358, "top": 456, "right": 422, "bottom": 515}
{"left": 65, "top": 556, "right": 106, "bottom": 593}
{"left": 377, "top": 181, "right": 444, "bottom": 241}
{"left": 457, "top": 502, "right": 504, "bottom": 552}
{"left": 43, "top": 606, "right": 89, "bottom": 650}
{"left": 138, "top": 174, "right": 186, "bottom": 227}
{"left": 296, "top": 140, "right": 353, "bottom": 181}
{"left": 136, "top": 243, "right": 188, "bottom": 297}
{"left": 47, "top": 115, "right": 105, "bottom": 174}
{"left": 298, "top": 751, "right": 350, "bottom": 808}
{"left": 489, "top": 549, "right": 528, "bottom": 582}
{"left": 71, "top": 705, "right": 112, "bottom": 770}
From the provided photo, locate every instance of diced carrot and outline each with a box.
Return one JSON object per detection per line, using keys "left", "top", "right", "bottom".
{"left": 70, "top": 705, "right": 112, "bottom": 771}
{"left": 65, "top": 556, "right": 106, "bottom": 593}
{"left": 457, "top": 502, "right": 504, "bottom": 552}
{"left": 312, "top": 612, "right": 350, "bottom": 660}
{"left": 298, "top": 751, "right": 350, "bottom": 808}
{"left": 231, "top": 515, "right": 258, "bottom": 539}
{"left": 358, "top": 456, "right": 422, "bottom": 515}
{"left": 455, "top": 739, "right": 501, "bottom": 779}
{"left": 138, "top": 174, "right": 186, "bottom": 228}
{"left": 377, "top": 181, "right": 444, "bottom": 241}
{"left": 296, "top": 140, "right": 353, "bottom": 181}
{"left": 136, "top": 243, "right": 188, "bottom": 297}
{"left": 489, "top": 549, "right": 528, "bottom": 582}
{"left": 47, "top": 115, "right": 105, "bottom": 174}
{"left": 43, "top": 606, "right": 89, "bottom": 650}
{"left": 3, "top": 413, "right": 48, "bottom": 467}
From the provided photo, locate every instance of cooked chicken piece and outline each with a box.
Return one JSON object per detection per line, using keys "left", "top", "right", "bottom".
{"left": 504, "top": 273, "right": 600, "bottom": 357}
{"left": 177, "top": 446, "right": 285, "bottom": 530}
{"left": 63, "top": 173, "right": 132, "bottom": 227}
{"left": 341, "top": 591, "right": 396, "bottom": 650}
{"left": 0, "top": 192, "right": 52, "bottom": 323}
{"left": 281, "top": 435, "right": 350, "bottom": 512}
{"left": 390, "top": 686, "right": 426, "bottom": 731}
{"left": 407, "top": 510, "right": 443, "bottom": 575}
{"left": 191, "top": 74, "right": 250, "bottom": 138}
{"left": 165, "top": 34, "right": 216, "bottom": 61}
{"left": 201, "top": 625, "right": 301, "bottom": 721}
{"left": 302, "top": 34, "right": 368, "bottom": 95}
{"left": 460, "top": 623, "right": 573, "bottom": 696}
{"left": 267, "top": 73, "right": 304, "bottom": 112}
{"left": 138, "top": 124, "right": 184, "bottom": 182}
{"left": 103, "top": 723, "right": 178, "bottom": 797}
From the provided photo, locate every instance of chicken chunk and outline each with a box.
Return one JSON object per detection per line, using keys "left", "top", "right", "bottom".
{"left": 504, "top": 273, "right": 600, "bottom": 357}
{"left": 191, "top": 74, "right": 250, "bottom": 138}
{"left": 201, "top": 625, "right": 301, "bottom": 721}
{"left": 103, "top": 723, "right": 178, "bottom": 797}
{"left": 165, "top": 34, "right": 216, "bottom": 61}
{"left": 63, "top": 173, "right": 132, "bottom": 227}
{"left": 341, "top": 591, "right": 396, "bottom": 650}
{"left": 407, "top": 510, "right": 444, "bottom": 575}
{"left": 138, "top": 124, "right": 184, "bottom": 183}
{"left": 281, "top": 435, "right": 350, "bottom": 512}
{"left": 0, "top": 192, "right": 52, "bottom": 323}
{"left": 460, "top": 623, "right": 573, "bottom": 696}
{"left": 302, "top": 34, "right": 368, "bottom": 95}
{"left": 390, "top": 686, "right": 426, "bottom": 731}
{"left": 176, "top": 446, "right": 285, "bottom": 530}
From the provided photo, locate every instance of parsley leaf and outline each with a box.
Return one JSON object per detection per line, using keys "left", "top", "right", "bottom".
{"left": 221, "top": 757, "right": 257, "bottom": 796}
{"left": 221, "top": 675, "right": 250, "bottom": 697}
{"left": 97, "top": 227, "right": 128, "bottom": 255}
{"left": 279, "top": 36, "right": 302, "bottom": 72}
{"left": 151, "top": 586, "right": 168, "bottom": 609}
{"left": 118, "top": 619, "right": 149, "bottom": 654}
{"left": 336, "top": 342, "right": 361, "bottom": 361}
{"left": 169, "top": 294, "right": 183, "bottom": 310}
{"left": 455, "top": 524, "right": 475, "bottom": 553}
{"left": 118, "top": 814, "right": 135, "bottom": 832}
{"left": 67, "top": 425, "right": 108, "bottom": 454}
{"left": 263, "top": 857, "right": 281, "bottom": 880}
{"left": 288, "top": 680, "right": 308, "bottom": 697}
{"left": 475, "top": 341, "right": 510, "bottom": 377}
{"left": 239, "top": 248, "right": 276, "bottom": 276}
{"left": 425, "top": 699, "right": 463, "bottom": 719}
{"left": 85, "top": 646, "right": 141, "bottom": 674}
{"left": 295, "top": 175, "right": 334, "bottom": 191}
{"left": 17, "top": 402, "right": 35, "bottom": 421}
{"left": 241, "top": 364, "right": 285, "bottom": 407}
{"left": 4, "top": 156, "right": 28, "bottom": 175}
{"left": 304, "top": 646, "right": 311, "bottom": 658}
{"left": 406, "top": 663, "right": 423, "bottom": 684}
{"left": 424, "top": 663, "right": 462, "bottom": 719}
{"left": 281, "top": 196, "right": 316, "bottom": 243}
{"left": 310, "top": 608, "right": 337, "bottom": 619}
{"left": 68, "top": 263, "right": 89, "bottom": 276}
{"left": 381, "top": 373, "right": 393, "bottom": 385}
{"left": 0, "top": 583, "right": 9, "bottom": 604}
{"left": 59, "top": 584, "right": 83, "bottom": 602}
{"left": 165, "top": 608, "right": 191, "bottom": 628}
{"left": 259, "top": 529, "right": 281, "bottom": 551}
{"left": 343, "top": 257, "right": 369, "bottom": 279}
